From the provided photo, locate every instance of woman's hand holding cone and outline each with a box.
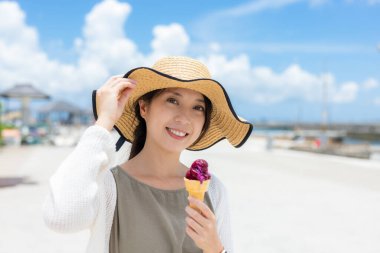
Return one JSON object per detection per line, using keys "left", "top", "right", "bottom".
{"left": 185, "top": 196, "right": 224, "bottom": 253}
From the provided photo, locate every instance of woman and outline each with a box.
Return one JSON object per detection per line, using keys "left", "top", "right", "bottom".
{"left": 42, "top": 56, "right": 253, "bottom": 253}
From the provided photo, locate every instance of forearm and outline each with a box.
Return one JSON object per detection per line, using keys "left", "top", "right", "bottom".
{"left": 42, "top": 125, "right": 115, "bottom": 232}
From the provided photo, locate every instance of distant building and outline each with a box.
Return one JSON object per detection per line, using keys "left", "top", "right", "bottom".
{"left": 0, "top": 83, "right": 50, "bottom": 126}
{"left": 37, "top": 100, "right": 93, "bottom": 125}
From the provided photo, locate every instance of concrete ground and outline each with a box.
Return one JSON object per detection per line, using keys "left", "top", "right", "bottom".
{"left": 0, "top": 131, "right": 379, "bottom": 253}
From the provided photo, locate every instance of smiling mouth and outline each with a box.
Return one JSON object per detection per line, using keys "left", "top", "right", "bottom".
{"left": 166, "top": 127, "right": 189, "bottom": 138}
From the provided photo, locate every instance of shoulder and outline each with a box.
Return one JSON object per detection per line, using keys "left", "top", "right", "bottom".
{"left": 102, "top": 167, "right": 118, "bottom": 210}
{"left": 208, "top": 173, "right": 229, "bottom": 209}
{"left": 209, "top": 173, "right": 226, "bottom": 192}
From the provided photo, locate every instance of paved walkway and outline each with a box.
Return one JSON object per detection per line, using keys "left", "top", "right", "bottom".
{"left": 0, "top": 133, "right": 379, "bottom": 253}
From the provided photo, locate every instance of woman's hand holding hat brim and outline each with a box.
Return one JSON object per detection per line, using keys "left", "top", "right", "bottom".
{"left": 94, "top": 75, "right": 137, "bottom": 131}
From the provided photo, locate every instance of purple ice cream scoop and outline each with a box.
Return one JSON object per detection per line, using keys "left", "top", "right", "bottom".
{"left": 185, "top": 159, "right": 211, "bottom": 184}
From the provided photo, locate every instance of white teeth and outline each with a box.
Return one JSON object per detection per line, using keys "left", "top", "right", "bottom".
{"left": 168, "top": 128, "right": 186, "bottom": 137}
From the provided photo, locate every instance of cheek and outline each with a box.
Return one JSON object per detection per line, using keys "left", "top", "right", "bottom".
{"left": 146, "top": 106, "right": 172, "bottom": 129}
{"left": 194, "top": 115, "right": 206, "bottom": 134}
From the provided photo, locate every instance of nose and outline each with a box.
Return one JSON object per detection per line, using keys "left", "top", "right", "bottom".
{"left": 174, "top": 110, "right": 191, "bottom": 125}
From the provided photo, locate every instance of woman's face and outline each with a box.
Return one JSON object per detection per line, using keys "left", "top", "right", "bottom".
{"left": 139, "top": 87, "right": 206, "bottom": 153}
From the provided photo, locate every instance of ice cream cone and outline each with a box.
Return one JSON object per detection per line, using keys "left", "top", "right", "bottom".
{"left": 184, "top": 177, "right": 210, "bottom": 212}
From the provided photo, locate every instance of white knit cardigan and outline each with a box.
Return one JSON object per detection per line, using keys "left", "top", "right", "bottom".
{"left": 42, "top": 125, "right": 234, "bottom": 253}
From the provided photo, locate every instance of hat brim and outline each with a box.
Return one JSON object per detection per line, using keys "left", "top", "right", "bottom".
{"left": 93, "top": 67, "right": 253, "bottom": 151}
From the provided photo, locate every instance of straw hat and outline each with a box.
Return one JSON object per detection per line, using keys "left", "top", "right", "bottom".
{"left": 92, "top": 56, "right": 253, "bottom": 151}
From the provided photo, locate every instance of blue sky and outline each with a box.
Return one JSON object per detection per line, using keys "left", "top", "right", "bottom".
{"left": 1, "top": 0, "right": 379, "bottom": 123}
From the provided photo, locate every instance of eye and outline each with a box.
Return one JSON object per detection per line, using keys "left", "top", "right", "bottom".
{"left": 167, "top": 97, "right": 178, "bottom": 104}
{"left": 194, "top": 105, "right": 205, "bottom": 112}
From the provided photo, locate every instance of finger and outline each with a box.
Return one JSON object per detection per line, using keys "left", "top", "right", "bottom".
{"left": 185, "top": 205, "right": 208, "bottom": 226}
{"left": 188, "top": 196, "right": 215, "bottom": 220}
{"left": 114, "top": 80, "right": 137, "bottom": 94}
{"left": 117, "top": 87, "right": 135, "bottom": 102}
{"left": 186, "top": 225, "right": 200, "bottom": 241}
{"left": 126, "top": 78, "right": 137, "bottom": 84}
{"left": 109, "top": 78, "right": 136, "bottom": 89}
{"left": 115, "top": 78, "right": 137, "bottom": 88}
{"left": 118, "top": 88, "right": 133, "bottom": 105}
{"left": 106, "top": 75, "right": 124, "bottom": 87}
{"left": 186, "top": 216, "right": 203, "bottom": 233}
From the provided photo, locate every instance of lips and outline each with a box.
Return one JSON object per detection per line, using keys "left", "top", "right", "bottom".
{"left": 166, "top": 127, "right": 189, "bottom": 139}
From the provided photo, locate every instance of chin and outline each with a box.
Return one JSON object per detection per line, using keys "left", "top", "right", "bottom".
{"left": 159, "top": 145, "right": 184, "bottom": 154}
{"left": 160, "top": 140, "right": 195, "bottom": 154}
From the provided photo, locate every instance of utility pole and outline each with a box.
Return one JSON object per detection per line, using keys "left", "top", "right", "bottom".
{"left": 321, "top": 73, "right": 328, "bottom": 132}
{"left": 320, "top": 59, "right": 329, "bottom": 148}
{"left": 0, "top": 100, "right": 3, "bottom": 145}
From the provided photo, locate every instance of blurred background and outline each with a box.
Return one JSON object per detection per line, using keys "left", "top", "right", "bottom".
{"left": 0, "top": 0, "right": 379, "bottom": 252}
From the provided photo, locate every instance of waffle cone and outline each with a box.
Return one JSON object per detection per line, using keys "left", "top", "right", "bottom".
{"left": 184, "top": 177, "right": 210, "bottom": 211}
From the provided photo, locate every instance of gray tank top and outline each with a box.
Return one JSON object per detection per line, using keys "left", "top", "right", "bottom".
{"left": 109, "top": 165, "right": 215, "bottom": 253}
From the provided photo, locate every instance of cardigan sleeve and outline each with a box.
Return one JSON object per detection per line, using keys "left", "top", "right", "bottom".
{"left": 42, "top": 125, "right": 117, "bottom": 233}
{"left": 210, "top": 174, "right": 234, "bottom": 253}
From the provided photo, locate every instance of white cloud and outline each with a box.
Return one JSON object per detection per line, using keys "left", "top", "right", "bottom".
{"left": 209, "top": 42, "right": 221, "bottom": 53}
{"left": 309, "top": 0, "right": 330, "bottom": 7}
{"left": 205, "top": 0, "right": 331, "bottom": 18}
{"left": 345, "top": 0, "right": 380, "bottom": 4}
{"left": 216, "top": 0, "right": 301, "bottom": 17}
{"left": 0, "top": 1, "right": 75, "bottom": 94}
{"left": 374, "top": 97, "right": 380, "bottom": 105}
{"left": 150, "top": 23, "right": 189, "bottom": 61}
{"left": 0, "top": 0, "right": 187, "bottom": 97}
{"left": 75, "top": 0, "right": 145, "bottom": 79}
{"left": 200, "top": 53, "right": 359, "bottom": 104}
{"left": 0, "top": 0, "right": 370, "bottom": 109}
{"left": 215, "top": 42, "right": 372, "bottom": 54}
{"left": 0, "top": 1, "right": 38, "bottom": 48}
{"left": 331, "top": 82, "right": 358, "bottom": 103}
{"left": 362, "top": 78, "right": 379, "bottom": 90}
{"left": 368, "top": 0, "right": 380, "bottom": 5}
{"left": 83, "top": 0, "right": 131, "bottom": 40}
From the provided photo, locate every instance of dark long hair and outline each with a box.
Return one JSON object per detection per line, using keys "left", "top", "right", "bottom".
{"left": 128, "top": 89, "right": 213, "bottom": 160}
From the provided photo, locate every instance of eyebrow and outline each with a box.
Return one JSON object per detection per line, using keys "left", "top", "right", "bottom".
{"left": 167, "top": 91, "right": 205, "bottom": 103}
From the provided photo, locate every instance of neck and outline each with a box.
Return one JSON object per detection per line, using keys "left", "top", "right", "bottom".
{"left": 131, "top": 138, "right": 187, "bottom": 179}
